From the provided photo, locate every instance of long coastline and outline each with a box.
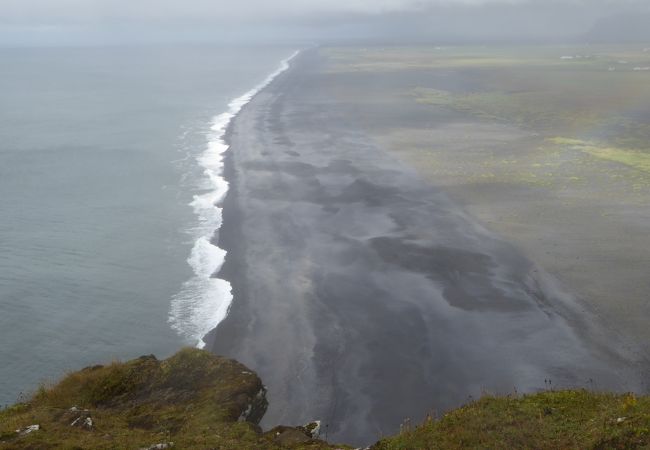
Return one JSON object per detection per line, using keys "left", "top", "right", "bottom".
{"left": 206, "top": 49, "right": 645, "bottom": 446}
{"left": 170, "top": 51, "right": 299, "bottom": 348}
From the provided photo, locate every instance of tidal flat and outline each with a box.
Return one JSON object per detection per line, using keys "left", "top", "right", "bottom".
{"left": 323, "top": 44, "right": 650, "bottom": 351}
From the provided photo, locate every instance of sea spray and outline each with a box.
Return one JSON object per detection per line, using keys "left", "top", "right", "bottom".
{"left": 170, "top": 51, "right": 300, "bottom": 348}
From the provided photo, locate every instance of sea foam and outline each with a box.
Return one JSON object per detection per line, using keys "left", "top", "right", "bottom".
{"left": 170, "top": 51, "right": 299, "bottom": 349}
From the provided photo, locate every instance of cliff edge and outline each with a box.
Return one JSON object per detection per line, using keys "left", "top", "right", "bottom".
{"left": 0, "top": 349, "right": 344, "bottom": 449}
{"left": 2, "top": 349, "right": 649, "bottom": 449}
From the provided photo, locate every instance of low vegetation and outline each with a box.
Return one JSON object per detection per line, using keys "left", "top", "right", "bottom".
{"left": 549, "top": 137, "right": 650, "bottom": 175}
{"left": 399, "top": 46, "right": 650, "bottom": 191}
{"left": 372, "top": 390, "right": 650, "bottom": 449}
{"left": 0, "top": 349, "right": 343, "bottom": 449}
{"left": 2, "top": 349, "right": 650, "bottom": 449}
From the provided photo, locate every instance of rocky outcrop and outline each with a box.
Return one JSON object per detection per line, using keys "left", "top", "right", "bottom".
{"left": 0, "top": 349, "right": 344, "bottom": 449}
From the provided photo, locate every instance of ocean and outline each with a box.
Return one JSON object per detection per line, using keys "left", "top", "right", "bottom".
{"left": 0, "top": 45, "right": 295, "bottom": 406}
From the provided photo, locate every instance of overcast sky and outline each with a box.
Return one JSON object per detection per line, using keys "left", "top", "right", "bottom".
{"left": 1, "top": 0, "right": 649, "bottom": 45}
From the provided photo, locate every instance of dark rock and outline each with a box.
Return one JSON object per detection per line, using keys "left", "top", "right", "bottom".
{"left": 301, "top": 420, "right": 322, "bottom": 438}
{"left": 270, "top": 426, "right": 313, "bottom": 446}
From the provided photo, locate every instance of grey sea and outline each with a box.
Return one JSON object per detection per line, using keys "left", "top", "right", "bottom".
{"left": 0, "top": 45, "right": 293, "bottom": 406}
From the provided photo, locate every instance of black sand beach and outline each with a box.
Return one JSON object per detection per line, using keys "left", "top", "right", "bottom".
{"left": 208, "top": 50, "right": 645, "bottom": 446}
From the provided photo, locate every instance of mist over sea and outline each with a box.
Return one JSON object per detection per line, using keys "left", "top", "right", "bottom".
{"left": 0, "top": 45, "right": 293, "bottom": 406}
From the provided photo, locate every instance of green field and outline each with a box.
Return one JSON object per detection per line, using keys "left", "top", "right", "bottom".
{"left": 327, "top": 45, "right": 650, "bottom": 166}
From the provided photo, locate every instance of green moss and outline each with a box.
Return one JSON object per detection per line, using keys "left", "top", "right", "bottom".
{"left": 582, "top": 147, "right": 650, "bottom": 174}
{"left": 413, "top": 87, "right": 616, "bottom": 133}
{"left": 549, "top": 137, "right": 650, "bottom": 174}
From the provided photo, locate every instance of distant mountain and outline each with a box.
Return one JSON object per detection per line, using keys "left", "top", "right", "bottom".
{"left": 583, "top": 13, "right": 650, "bottom": 43}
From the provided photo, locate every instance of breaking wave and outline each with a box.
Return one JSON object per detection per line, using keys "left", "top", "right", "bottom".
{"left": 169, "top": 51, "right": 299, "bottom": 348}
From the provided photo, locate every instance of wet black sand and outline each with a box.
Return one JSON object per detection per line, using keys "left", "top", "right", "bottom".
{"left": 207, "top": 50, "right": 644, "bottom": 446}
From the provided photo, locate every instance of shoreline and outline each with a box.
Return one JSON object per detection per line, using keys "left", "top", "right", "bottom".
{"left": 204, "top": 51, "right": 306, "bottom": 353}
{"left": 170, "top": 51, "right": 299, "bottom": 349}
{"left": 201, "top": 52, "right": 302, "bottom": 352}
{"left": 206, "top": 48, "right": 646, "bottom": 446}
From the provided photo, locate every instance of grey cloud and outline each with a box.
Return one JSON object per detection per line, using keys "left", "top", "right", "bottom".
{"left": 1, "top": 0, "right": 649, "bottom": 45}
{"left": 1, "top": 0, "right": 647, "bottom": 23}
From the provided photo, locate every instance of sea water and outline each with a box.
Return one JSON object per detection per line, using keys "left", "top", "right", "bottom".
{"left": 0, "top": 45, "right": 295, "bottom": 406}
